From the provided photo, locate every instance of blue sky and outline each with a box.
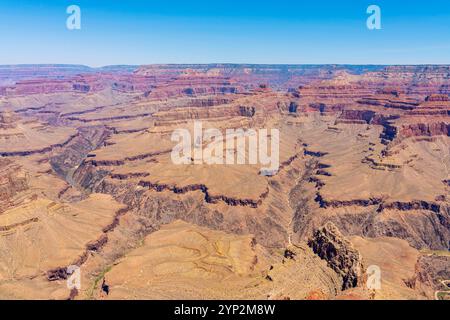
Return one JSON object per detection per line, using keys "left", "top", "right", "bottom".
{"left": 0, "top": 0, "right": 449, "bottom": 66}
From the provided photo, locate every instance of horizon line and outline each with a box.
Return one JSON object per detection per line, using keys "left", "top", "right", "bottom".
{"left": 1, "top": 63, "right": 450, "bottom": 69}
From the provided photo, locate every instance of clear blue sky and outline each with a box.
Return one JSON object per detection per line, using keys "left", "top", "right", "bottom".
{"left": 0, "top": 0, "right": 449, "bottom": 66}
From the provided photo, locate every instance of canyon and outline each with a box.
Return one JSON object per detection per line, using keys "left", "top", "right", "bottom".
{"left": 0, "top": 64, "right": 448, "bottom": 300}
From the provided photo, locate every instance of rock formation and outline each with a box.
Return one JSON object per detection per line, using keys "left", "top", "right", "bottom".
{"left": 0, "top": 110, "right": 17, "bottom": 129}
{"left": 308, "top": 222, "right": 364, "bottom": 290}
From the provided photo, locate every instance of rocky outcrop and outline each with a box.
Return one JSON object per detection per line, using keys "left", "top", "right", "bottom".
{"left": 0, "top": 217, "right": 38, "bottom": 231}
{"left": 398, "top": 122, "right": 450, "bottom": 140}
{"left": 358, "top": 96, "right": 419, "bottom": 111}
{"left": 0, "top": 133, "right": 80, "bottom": 157}
{"left": 146, "top": 74, "right": 242, "bottom": 99}
{"left": 2, "top": 79, "right": 74, "bottom": 96}
{"left": 362, "top": 156, "right": 402, "bottom": 170}
{"left": 50, "top": 126, "right": 110, "bottom": 180}
{"left": 86, "top": 149, "right": 172, "bottom": 167}
{"left": 66, "top": 112, "right": 153, "bottom": 123}
{"left": 0, "top": 111, "right": 18, "bottom": 129}
{"left": 304, "top": 149, "right": 328, "bottom": 157}
{"left": 309, "top": 103, "right": 345, "bottom": 114}
{"left": 288, "top": 102, "right": 298, "bottom": 113}
{"left": 110, "top": 172, "right": 150, "bottom": 180}
{"left": 425, "top": 94, "right": 449, "bottom": 102}
{"left": 379, "top": 118, "right": 399, "bottom": 144}
{"left": 0, "top": 159, "right": 29, "bottom": 213}
{"left": 72, "top": 83, "right": 91, "bottom": 93}
{"left": 314, "top": 193, "right": 383, "bottom": 209}
{"left": 361, "top": 66, "right": 450, "bottom": 95}
{"left": 413, "top": 255, "right": 450, "bottom": 299}
{"left": 239, "top": 106, "right": 256, "bottom": 117}
{"left": 308, "top": 222, "right": 364, "bottom": 290}
{"left": 379, "top": 200, "right": 442, "bottom": 214}
{"left": 137, "top": 180, "right": 268, "bottom": 208}
{"left": 338, "top": 110, "right": 376, "bottom": 124}
{"left": 295, "top": 200, "right": 450, "bottom": 250}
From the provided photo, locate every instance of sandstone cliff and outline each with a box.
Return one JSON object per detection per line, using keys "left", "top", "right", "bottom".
{"left": 308, "top": 222, "right": 364, "bottom": 290}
